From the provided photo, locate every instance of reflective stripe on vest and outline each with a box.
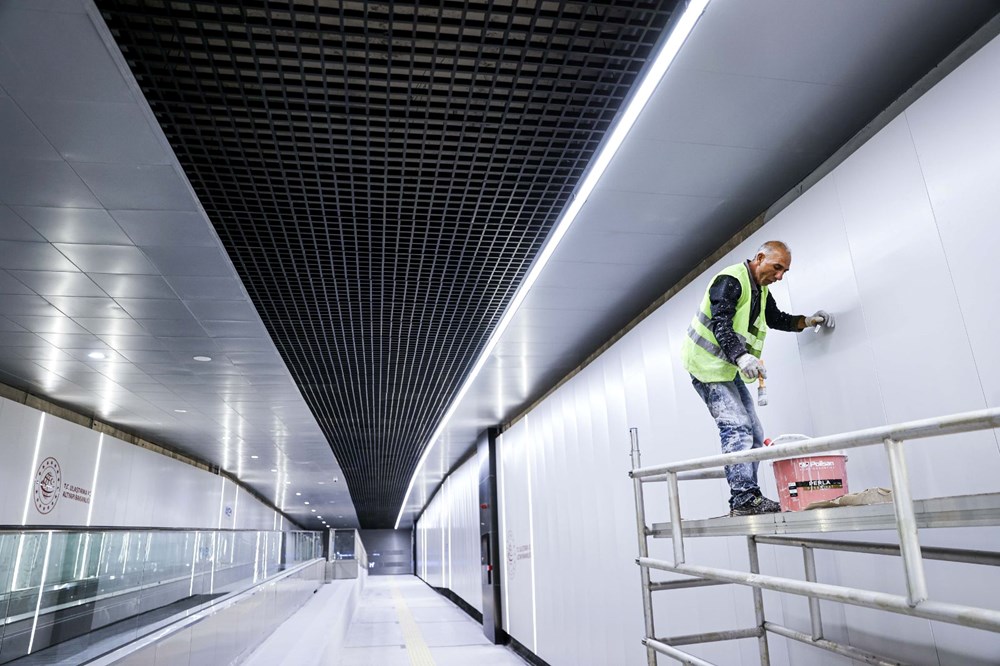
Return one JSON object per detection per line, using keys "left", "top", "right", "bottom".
{"left": 686, "top": 325, "right": 727, "bottom": 361}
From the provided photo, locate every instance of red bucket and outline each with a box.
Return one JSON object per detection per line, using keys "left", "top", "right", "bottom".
{"left": 772, "top": 454, "right": 849, "bottom": 512}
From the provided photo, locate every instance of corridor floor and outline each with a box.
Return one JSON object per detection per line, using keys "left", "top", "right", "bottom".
{"left": 339, "top": 576, "right": 525, "bottom": 666}
{"left": 245, "top": 574, "right": 527, "bottom": 666}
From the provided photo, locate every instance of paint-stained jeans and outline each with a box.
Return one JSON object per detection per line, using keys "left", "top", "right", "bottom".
{"left": 690, "top": 375, "right": 764, "bottom": 509}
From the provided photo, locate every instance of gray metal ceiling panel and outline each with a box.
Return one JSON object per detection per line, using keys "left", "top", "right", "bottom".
{"left": 0, "top": 270, "right": 35, "bottom": 295}
{"left": 54, "top": 243, "right": 159, "bottom": 274}
{"left": 141, "top": 246, "right": 236, "bottom": 278}
{"left": 110, "top": 210, "right": 221, "bottom": 247}
{"left": 0, "top": 160, "right": 102, "bottom": 207}
{"left": 0, "top": 295, "right": 67, "bottom": 317}
{"left": 599, "top": 139, "right": 771, "bottom": 198}
{"left": 90, "top": 273, "right": 177, "bottom": 299}
{"left": 680, "top": 0, "right": 987, "bottom": 86}
{"left": 76, "top": 319, "right": 147, "bottom": 336}
{"left": 0, "top": 8, "right": 131, "bottom": 102}
{"left": 16, "top": 207, "right": 134, "bottom": 245}
{"left": 163, "top": 276, "right": 245, "bottom": 301}
{"left": 1, "top": 206, "right": 47, "bottom": 240}
{"left": 0, "top": 98, "right": 63, "bottom": 161}
{"left": 573, "top": 190, "right": 726, "bottom": 236}
{"left": 44, "top": 296, "right": 130, "bottom": 319}
{"left": 0, "top": 242, "right": 79, "bottom": 272}
{"left": 16, "top": 98, "right": 170, "bottom": 165}
{"left": 113, "top": 298, "right": 191, "bottom": 320}
{"left": 73, "top": 163, "right": 197, "bottom": 211}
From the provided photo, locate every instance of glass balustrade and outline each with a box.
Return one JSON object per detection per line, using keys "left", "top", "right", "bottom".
{"left": 0, "top": 528, "right": 322, "bottom": 664}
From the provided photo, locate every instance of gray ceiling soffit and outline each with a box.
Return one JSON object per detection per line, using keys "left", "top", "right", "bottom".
{"left": 93, "top": 0, "right": 683, "bottom": 526}
{"left": 0, "top": 1, "right": 357, "bottom": 529}
{"left": 396, "top": 0, "right": 1000, "bottom": 525}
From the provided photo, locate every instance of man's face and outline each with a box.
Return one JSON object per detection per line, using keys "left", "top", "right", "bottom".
{"left": 753, "top": 250, "right": 791, "bottom": 285}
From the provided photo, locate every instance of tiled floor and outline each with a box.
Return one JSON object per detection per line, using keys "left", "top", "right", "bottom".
{"left": 247, "top": 575, "right": 526, "bottom": 666}
{"left": 340, "top": 576, "right": 526, "bottom": 666}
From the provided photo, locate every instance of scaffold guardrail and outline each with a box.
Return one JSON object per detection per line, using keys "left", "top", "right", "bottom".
{"left": 628, "top": 406, "right": 1000, "bottom": 665}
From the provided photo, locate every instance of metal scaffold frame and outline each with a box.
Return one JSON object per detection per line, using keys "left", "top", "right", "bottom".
{"left": 628, "top": 407, "right": 1000, "bottom": 665}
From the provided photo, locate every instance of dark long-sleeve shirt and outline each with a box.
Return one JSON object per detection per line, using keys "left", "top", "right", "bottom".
{"left": 708, "top": 262, "right": 804, "bottom": 363}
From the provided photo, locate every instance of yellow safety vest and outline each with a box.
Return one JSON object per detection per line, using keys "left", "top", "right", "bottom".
{"left": 681, "top": 262, "right": 768, "bottom": 383}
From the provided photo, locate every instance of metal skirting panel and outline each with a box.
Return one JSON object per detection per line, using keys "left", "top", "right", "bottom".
{"left": 327, "top": 559, "right": 360, "bottom": 580}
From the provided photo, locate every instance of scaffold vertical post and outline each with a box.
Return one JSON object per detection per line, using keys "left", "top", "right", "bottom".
{"left": 802, "top": 546, "right": 823, "bottom": 640}
{"left": 630, "top": 428, "right": 657, "bottom": 666}
{"left": 883, "top": 437, "right": 928, "bottom": 606}
{"left": 747, "top": 536, "right": 771, "bottom": 665}
{"left": 667, "top": 471, "right": 685, "bottom": 564}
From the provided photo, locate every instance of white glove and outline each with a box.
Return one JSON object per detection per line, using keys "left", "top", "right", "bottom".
{"left": 736, "top": 353, "right": 766, "bottom": 380}
{"left": 804, "top": 310, "right": 835, "bottom": 330}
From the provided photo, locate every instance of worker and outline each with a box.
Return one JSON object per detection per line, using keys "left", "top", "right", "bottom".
{"left": 681, "top": 241, "right": 835, "bottom": 516}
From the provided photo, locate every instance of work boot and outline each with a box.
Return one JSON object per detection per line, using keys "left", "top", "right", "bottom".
{"left": 729, "top": 494, "right": 781, "bottom": 517}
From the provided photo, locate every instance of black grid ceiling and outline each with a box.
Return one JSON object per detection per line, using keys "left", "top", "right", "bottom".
{"left": 97, "top": 0, "right": 678, "bottom": 526}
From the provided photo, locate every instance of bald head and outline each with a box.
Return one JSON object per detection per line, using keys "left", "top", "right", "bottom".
{"left": 757, "top": 240, "right": 790, "bottom": 258}
{"left": 749, "top": 240, "right": 791, "bottom": 286}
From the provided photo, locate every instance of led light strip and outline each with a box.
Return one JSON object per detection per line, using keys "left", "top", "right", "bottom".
{"left": 87, "top": 434, "right": 105, "bottom": 526}
{"left": 395, "top": 0, "right": 711, "bottom": 529}
{"left": 21, "top": 413, "right": 46, "bottom": 526}
{"left": 217, "top": 476, "right": 227, "bottom": 529}
{"left": 26, "top": 531, "right": 53, "bottom": 655}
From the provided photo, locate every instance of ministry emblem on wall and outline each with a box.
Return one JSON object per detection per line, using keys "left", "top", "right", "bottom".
{"left": 34, "top": 457, "right": 62, "bottom": 515}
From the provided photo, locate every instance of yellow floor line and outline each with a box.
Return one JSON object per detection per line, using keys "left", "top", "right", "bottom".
{"left": 392, "top": 584, "right": 437, "bottom": 666}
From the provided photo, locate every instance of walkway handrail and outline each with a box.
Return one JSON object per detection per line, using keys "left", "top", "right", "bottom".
{"left": 629, "top": 406, "right": 1000, "bottom": 479}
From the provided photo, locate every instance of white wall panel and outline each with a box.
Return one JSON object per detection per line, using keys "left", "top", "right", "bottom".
{"left": 414, "top": 454, "right": 483, "bottom": 611}
{"left": 218, "top": 477, "right": 237, "bottom": 529}
{"left": 90, "top": 434, "right": 135, "bottom": 526}
{"left": 424, "top": 31, "right": 1000, "bottom": 666}
{"left": 0, "top": 400, "right": 48, "bottom": 523}
{"left": 905, "top": 33, "right": 1000, "bottom": 413}
{"left": 498, "top": 416, "right": 537, "bottom": 649}
{"left": 448, "top": 457, "right": 483, "bottom": 612}
{"left": 0, "top": 395, "right": 284, "bottom": 531}
{"left": 417, "top": 495, "right": 443, "bottom": 587}
{"left": 834, "top": 114, "right": 997, "bottom": 502}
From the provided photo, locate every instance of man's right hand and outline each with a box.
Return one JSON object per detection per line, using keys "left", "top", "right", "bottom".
{"left": 736, "top": 354, "right": 766, "bottom": 380}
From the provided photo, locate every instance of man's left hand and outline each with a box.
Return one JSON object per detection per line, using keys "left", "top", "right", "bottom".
{"left": 804, "top": 310, "right": 835, "bottom": 329}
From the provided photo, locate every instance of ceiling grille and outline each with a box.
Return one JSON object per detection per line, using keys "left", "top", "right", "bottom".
{"left": 96, "top": 0, "right": 678, "bottom": 526}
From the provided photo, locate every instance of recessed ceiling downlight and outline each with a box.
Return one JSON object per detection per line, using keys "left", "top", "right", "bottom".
{"left": 193, "top": 355, "right": 212, "bottom": 362}
{"left": 88, "top": 351, "right": 107, "bottom": 360}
